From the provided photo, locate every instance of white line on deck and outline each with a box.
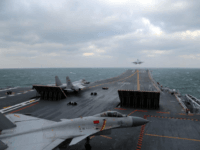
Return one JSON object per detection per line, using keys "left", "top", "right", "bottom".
{"left": 0, "top": 99, "right": 40, "bottom": 114}
{"left": 0, "top": 87, "right": 19, "bottom": 92}
{"left": 0, "top": 96, "right": 6, "bottom": 99}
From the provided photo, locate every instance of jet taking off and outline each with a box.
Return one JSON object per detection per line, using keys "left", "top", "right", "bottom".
{"left": 132, "top": 59, "right": 143, "bottom": 64}
{"left": 0, "top": 111, "right": 149, "bottom": 150}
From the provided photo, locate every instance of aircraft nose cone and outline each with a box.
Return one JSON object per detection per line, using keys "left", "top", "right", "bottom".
{"left": 132, "top": 117, "right": 149, "bottom": 127}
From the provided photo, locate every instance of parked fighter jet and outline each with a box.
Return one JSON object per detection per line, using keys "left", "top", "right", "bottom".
{"left": 0, "top": 111, "right": 149, "bottom": 150}
{"left": 65, "top": 76, "right": 85, "bottom": 92}
{"left": 132, "top": 59, "right": 143, "bottom": 64}
{"left": 55, "top": 76, "right": 86, "bottom": 92}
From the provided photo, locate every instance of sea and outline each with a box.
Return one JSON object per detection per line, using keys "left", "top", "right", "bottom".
{"left": 0, "top": 68, "right": 200, "bottom": 99}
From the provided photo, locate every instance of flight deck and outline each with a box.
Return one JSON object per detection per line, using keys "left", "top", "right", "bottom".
{"left": 0, "top": 69, "right": 200, "bottom": 150}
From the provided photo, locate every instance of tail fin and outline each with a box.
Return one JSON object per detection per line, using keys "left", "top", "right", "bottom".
{"left": 0, "top": 112, "right": 16, "bottom": 130}
{"left": 66, "top": 76, "right": 73, "bottom": 89}
{"left": 55, "top": 76, "right": 62, "bottom": 86}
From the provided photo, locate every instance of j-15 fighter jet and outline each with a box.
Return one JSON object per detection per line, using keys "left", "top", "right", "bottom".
{"left": 132, "top": 59, "right": 144, "bottom": 64}
{"left": 0, "top": 111, "right": 149, "bottom": 150}
{"left": 55, "top": 76, "right": 86, "bottom": 92}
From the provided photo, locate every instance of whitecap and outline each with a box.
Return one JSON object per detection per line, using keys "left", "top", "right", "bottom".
{"left": 70, "top": 72, "right": 76, "bottom": 74}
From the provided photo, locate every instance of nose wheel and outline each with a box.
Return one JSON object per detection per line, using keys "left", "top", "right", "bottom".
{"left": 85, "top": 137, "right": 91, "bottom": 150}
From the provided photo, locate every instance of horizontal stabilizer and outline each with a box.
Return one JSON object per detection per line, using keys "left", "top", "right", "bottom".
{"left": 0, "top": 140, "right": 8, "bottom": 150}
{"left": 69, "top": 135, "right": 88, "bottom": 146}
{"left": 0, "top": 112, "right": 16, "bottom": 130}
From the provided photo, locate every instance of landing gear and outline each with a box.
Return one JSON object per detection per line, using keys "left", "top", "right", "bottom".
{"left": 85, "top": 137, "right": 91, "bottom": 150}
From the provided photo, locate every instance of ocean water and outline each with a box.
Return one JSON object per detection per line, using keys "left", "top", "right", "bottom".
{"left": 151, "top": 68, "right": 200, "bottom": 99}
{"left": 0, "top": 68, "right": 199, "bottom": 99}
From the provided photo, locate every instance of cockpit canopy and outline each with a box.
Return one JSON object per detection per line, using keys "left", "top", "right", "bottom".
{"left": 94, "top": 111, "right": 124, "bottom": 117}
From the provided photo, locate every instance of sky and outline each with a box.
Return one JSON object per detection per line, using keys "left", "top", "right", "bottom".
{"left": 0, "top": 0, "right": 200, "bottom": 68}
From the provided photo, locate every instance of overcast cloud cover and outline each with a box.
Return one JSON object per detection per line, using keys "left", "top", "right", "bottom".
{"left": 0, "top": 0, "right": 200, "bottom": 68}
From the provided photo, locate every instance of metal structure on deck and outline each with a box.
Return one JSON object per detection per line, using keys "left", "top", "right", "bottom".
{"left": 185, "top": 94, "right": 200, "bottom": 113}
{"left": 118, "top": 90, "right": 160, "bottom": 109}
{"left": 32, "top": 85, "right": 67, "bottom": 100}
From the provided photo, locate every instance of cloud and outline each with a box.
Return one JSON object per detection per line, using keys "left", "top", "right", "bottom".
{"left": 180, "top": 54, "right": 200, "bottom": 59}
{"left": 0, "top": 0, "right": 200, "bottom": 68}
{"left": 83, "top": 53, "right": 94, "bottom": 56}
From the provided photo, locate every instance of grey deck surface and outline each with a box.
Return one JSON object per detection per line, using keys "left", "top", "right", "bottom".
{"left": 1, "top": 69, "right": 200, "bottom": 150}
{"left": 0, "top": 87, "right": 36, "bottom": 109}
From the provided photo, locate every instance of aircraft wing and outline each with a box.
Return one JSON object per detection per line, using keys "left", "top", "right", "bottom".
{"left": 1, "top": 137, "right": 65, "bottom": 150}
{"left": 69, "top": 128, "right": 100, "bottom": 146}
{"left": 0, "top": 114, "right": 65, "bottom": 150}
{"left": 73, "top": 82, "right": 84, "bottom": 87}
{"left": 76, "top": 84, "right": 85, "bottom": 89}
{"left": 132, "top": 62, "right": 137, "bottom": 64}
{"left": 1, "top": 114, "right": 109, "bottom": 149}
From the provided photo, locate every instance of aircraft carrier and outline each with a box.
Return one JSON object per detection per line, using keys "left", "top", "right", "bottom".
{"left": 0, "top": 69, "right": 200, "bottom": 150}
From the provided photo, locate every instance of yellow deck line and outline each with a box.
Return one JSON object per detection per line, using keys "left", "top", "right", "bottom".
{"left": 145, "top": 134, "right": 200, "bottom": 142}
{"left": 137, "top": 70, "right": 140, "bottom": 91}
{"left": 100, "top": 135, "right": 112, "bottom": 139}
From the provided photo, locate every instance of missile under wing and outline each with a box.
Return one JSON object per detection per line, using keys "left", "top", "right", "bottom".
{"left": 0, "top": 111, "right": 149, "bottom": 150}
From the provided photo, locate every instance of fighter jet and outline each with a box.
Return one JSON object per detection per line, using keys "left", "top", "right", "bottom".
{"left": 0, "top": 111, "right": 149, "bottom": 150}
{"left": 132, "top": 59, "right": 143, "bottom": 64}
{"left": 65, "top": 76, "right": 85, "bottom": 92}
{"left": 55, "top": 76, "right": 86, "bottom": 92}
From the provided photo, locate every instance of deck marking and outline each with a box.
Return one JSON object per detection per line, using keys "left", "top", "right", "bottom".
{"left": 136, "top": 110, "right": 148, "bottom": 112}
{"left": 9, "top": 102, "right": 39, "bottom": 114}
{"left": 90, "top": 135, "right": 112, "bottom": 140}
{"left": 86, "top": 71, "right": 137, "bottom": 89}
{"left": 115, "top": 108, "right": 127, "bottom": 110}
{"left": 156, "top": 111, "right": 170, "bottom": 114}
{"left": 136, "top": 114, "right": 200, "bottom": 150}
{"left": 128, "top": 110, "right": 137, "bottom": 116}
{"left": 147, "top": 70, "right": 160, "bottom": 92}
{"left": 0, "top": 99, "right": 40, "bottom": 114}
{"left": 3, "top": 106, "right": 11, "bottom": 109}
{"left": 100, "top": 135, "right": 112, "bottom": 139}
{"left": 90, "top": 136, "right": 95, "bottom": 139}
{"left": 0, "top": 87, "right": 19, "bottom": 92}
{"left": 137, "top": 70, "right": 140, "bottom": 91}
{"left": 147, "top": 115, "right": 200, "bottom": 121}
{"left": 136, "top": 115, "right": 147, "bottom": 150}
{"left": 145, "top": 133, "right": 200, "bottom": 142}
{"left": 128, "top": 110, "right": 148, "bottom": 116}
